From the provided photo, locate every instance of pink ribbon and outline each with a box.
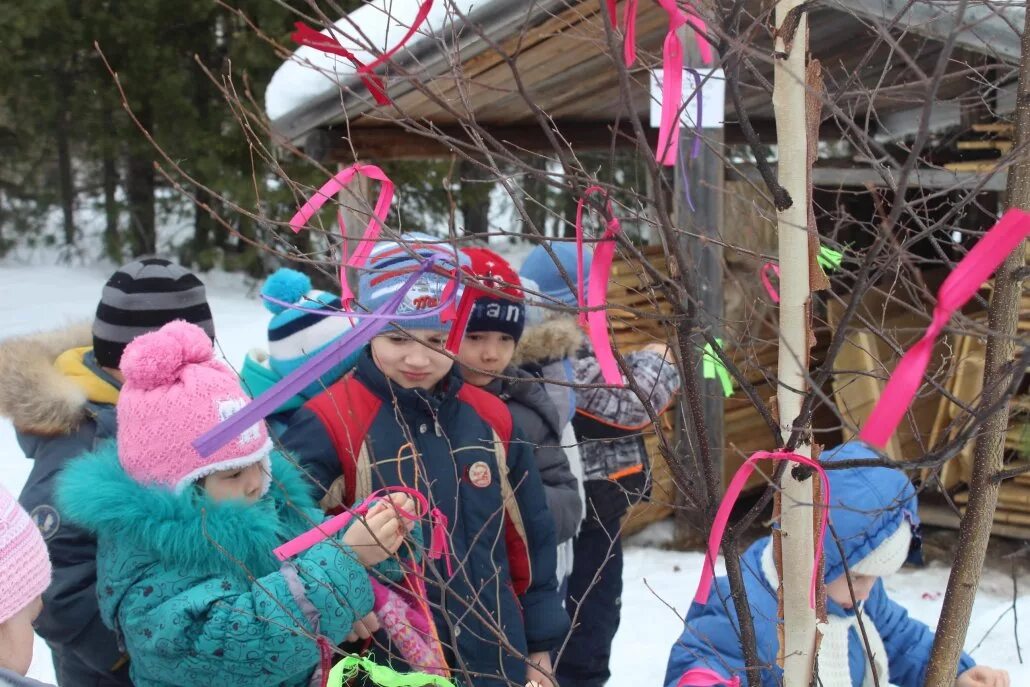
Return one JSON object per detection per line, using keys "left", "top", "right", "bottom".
{"left": 606, "top": 0, "right": 712, "bottom": 165}
{"left": 676, "top": 668, "right": 741, "bottom": 686}
{"left": 291, "top": 2, "right": 434, "bottom": 106}
{"left": 576, "top": 186, "right": 623, "bottom": 386}
{"left": 274, "top": 486, "right": 453, "bottom": 577}
{"left": 288, "top": 164, "right": 395, "bottom": 305}
{"left": 760, "top": 262, "right": 780, "bottom": 303}
{"left": 696, "top": 451, "right": 830, "bottom": 608}
{"left": 860, "top": 208, "right": 1030, "bottom": 448}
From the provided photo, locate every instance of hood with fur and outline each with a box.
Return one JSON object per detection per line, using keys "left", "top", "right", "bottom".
{"left": 513, "top": 315, "right": 584, "bottom": 367}
{"left": 57, "top": 444, "right": 320, "bottom": 579}
{"left": 0, "top": 323, "right": 97, "bottom": 435}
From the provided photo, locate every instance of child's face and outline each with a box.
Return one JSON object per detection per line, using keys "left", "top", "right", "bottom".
{"left": 826, "top": 572, "right": 878, "bottom": 609}
{"left": 370, "top": 330, "right": 453, "bottom": 390}
{"left": 0, "top": 596, "right": 41, "bottom": 676}
{"left": 458, "top": 331, "right": 516, "bottom": 387}
{"left": 202, "top": 461, "right": 266, "bottom": 504}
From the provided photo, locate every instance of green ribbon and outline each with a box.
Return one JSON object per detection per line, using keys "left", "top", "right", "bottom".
{"left": 817, "top": 244, "right": 844, "bottom": 271}
{"left": 702, "top": 339, "right": 734, "bottom": 398}
{"left": 326, "top": 655, "right": 455, "bottom": 687}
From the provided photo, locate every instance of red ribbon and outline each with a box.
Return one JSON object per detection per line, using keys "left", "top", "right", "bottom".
{"left": 576, "top": 186, "right": 624, "bottom": 386}
{"left": 288, "top": 164, "right": 395, "bottom": 306}
{"left": 291, "top": 2, "right": 434, "bottom": 106}
{"left": 695, "top": 451, "right": 830, "bottom": 608}
{"left": 860, "top": 209, "right": 1030, "bottom": 448}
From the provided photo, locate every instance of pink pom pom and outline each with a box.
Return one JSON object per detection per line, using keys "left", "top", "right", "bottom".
{"left": 120, "top": 320, "right": 214, "bottom": 390}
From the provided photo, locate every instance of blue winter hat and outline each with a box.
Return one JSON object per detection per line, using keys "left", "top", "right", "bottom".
{"left": 820, "top": 442, "right": 920, "bottom": 583}
{"left": 518, "top": 242, "right": 590, "bottom": 309}
{"left": 261, "top": 268, "right": 360, "bottom": 391}
{"left": 356, "top": 232, "right": 469, "bottom": 332}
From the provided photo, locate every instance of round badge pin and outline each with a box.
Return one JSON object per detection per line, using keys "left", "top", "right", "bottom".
{"left": 467, "top": 461, "right": 492, "bottom": 488}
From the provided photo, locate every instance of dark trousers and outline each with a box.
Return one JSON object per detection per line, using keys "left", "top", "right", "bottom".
{"left": 49, "top": 643, "right": 132, "bottom": 687}
{"left": 555, "top": 516, "right": 624, "bottom": 687}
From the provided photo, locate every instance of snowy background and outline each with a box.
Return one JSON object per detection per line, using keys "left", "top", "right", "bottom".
{"left": 2, "top": 260, "right": 1028, "bottom": 685}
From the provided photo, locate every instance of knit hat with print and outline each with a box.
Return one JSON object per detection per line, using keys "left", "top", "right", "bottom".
{"left": 261, "top": 268, "right": 360, "bottom": 395}
{"left": 117, "top": 320, "right": 271, "bottom": 491}
{"left": 0, "top": 485, "right": 52, "bottom": 624}
{"left": 518, "top": 241, "right": 590, "bottom": 309}
{"left": 356, "top": 232, "right": 469, "bottom": 332}
{"left": 461, "top": 247, "right": 525, "bottom": 342}
{"left": 93, "top": 258, "right": 215, "bottom": 369}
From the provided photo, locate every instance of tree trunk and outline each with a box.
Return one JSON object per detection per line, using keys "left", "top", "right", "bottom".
{"left": 55, "top": 76, "right": 76, "bottom": 247}
{"left": 772, "top": 0, "right": 819, "bottom": 684}
{"left": 458, "top": 158, "right": 492, "bottom": 238}
{"left": 102, "top": 106, "right": 121, "bottom": 262}
{"left": 125, "top": 102, "right": 156, "bottom": 257}
{"left": 922, "top": 10, "right": 1030, "bottom": 685}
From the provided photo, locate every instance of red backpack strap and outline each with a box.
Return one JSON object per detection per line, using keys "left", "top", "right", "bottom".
{"left": 306, "top": 375, "right": 381, "bottom": 508}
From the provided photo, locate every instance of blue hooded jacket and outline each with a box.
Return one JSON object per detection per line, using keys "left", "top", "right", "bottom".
{"left": 665, "top": 442, "right": 975, "bottom": 687}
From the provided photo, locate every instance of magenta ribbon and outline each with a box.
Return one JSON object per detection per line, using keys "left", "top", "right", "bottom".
{"left": 192, "top": 257, "right": 447, "bottom": 458}
{"left": 288, "top": 164, "right": 395, "bottom": 305}
{"left": 274, "top": 485, "right": 453, "bottom": 577}
{"left": 760, "top": 262, "right": 780, "bottom": 303}
{"left": 576, "top": 186, "right": 624, "bottom": 386}
{"left": 291, "top": 1, "right": 434, "bottom": 106}
{"left": 605, "top": 0, "right": 712, "bottom": 165}
{"left": 860, "top": 208, "right": 1030, "bottom": 448}
{"left": 695, "top": 451, "right": 830, "bottom": 608}
{"left": 676, "top": 668, "right": 741, "bottom": 686}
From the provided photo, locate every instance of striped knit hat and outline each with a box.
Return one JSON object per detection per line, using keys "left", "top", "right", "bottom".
{"left": 357, "top": 233, "right": 469, "bottom": 332}
{"left": 0, "top": 485, "right": 52, "bottom": 624}
{"left": 260, "top": 268, "right": 359, "bottom": 394}
{"left": 93, "top": 258, "right": 215, "bottom": 369}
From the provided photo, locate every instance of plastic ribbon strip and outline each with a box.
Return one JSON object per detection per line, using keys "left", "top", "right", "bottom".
{"left": 605, "top": 0, "right": 712, "bottom": 165}
{"left": 695, "top": 450, "right": 830, "bottom": 608}
{"left": 817, "top": 244, "right": 844, "bottom": 271}
{"left": 675, "top": 668, "right": 742, "bottom": 686}
{"left": 576, "top": 186, "right": 624, "bottom": 386}
{"left": 288, "top": 164, "right": 396, "bottom": 305}
{"left": 760, "top": 262, "right": 780, "bottom": 303}
{"left": 675, "top": 68, "right": 704, "bottom": 211}
{"left": 326, "top": 655, "right": 455, "bottom": 687}
{"left": 860, "top": 208, "right": 1030, "bottom": 448}
{"left": 193, "top": 257, "right": 450, "bottom": 458}
{"left": 702, "top": 339, "right": 734, "bottom": 397}
{"left": 291, "top": 2, "right": 434, "bottom": 106}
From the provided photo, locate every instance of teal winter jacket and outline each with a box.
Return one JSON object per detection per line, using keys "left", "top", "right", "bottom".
{"left": 56, "top": 445, "right": 377, "bottom": 687}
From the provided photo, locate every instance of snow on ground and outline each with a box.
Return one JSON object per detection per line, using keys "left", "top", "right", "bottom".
{"left": 2, "top": 264, "right": 1029, "bottom": 684}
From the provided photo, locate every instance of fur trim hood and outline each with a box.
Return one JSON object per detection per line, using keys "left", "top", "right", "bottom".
{"left": 57, "top": 444, "right": 321, "bottom": 579}
{"left": 0, "top": 323, "right": 95, "bottom": 434}
{"left": 514, "top": 315, "right": 584, "bottom": 366}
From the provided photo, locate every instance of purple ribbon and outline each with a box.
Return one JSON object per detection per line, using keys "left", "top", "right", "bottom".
{"left": 677, "top": 68, "right": 703, "bottom": 211}
{"left": 192, "top": 257, "right": 448, "bottom": 458}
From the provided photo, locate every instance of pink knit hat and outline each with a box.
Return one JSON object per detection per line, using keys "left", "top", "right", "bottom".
{"left": 0, "top": 485, "right": 52, "bottom": 624}
{"left": 117, "top": 320, "right": 272, "bottom": 491}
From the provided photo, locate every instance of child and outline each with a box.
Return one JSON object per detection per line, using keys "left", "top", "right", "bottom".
{"left": 240, "top": 267, "right": 361, "bottom": 435}
{"left": 664, "top": 442, "right": 1011, "bottom": 687}
{"left": 281, "top": 234, "right": 570, "bottom": 687}
{"left": 456, "top": 247, "right": 582, "bottom": 580}
{"left": 56, "top": 321, "right": 413, "bottom": 687}
{"left": 0, "top": 257, "right": 215, "bottom": 687}
{"left": 0, "top": 485, "right": 55, "bottom": 687}
{"left": 519, "top": 241, "right": 681, "bottom": 687}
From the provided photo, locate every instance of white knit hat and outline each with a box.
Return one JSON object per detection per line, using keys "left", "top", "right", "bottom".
{"left": 851, "top": 523, "right": 912, "bottom": 577}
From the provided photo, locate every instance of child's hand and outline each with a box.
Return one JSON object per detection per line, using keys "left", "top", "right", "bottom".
{"left": 525, "top": 651, "right": 554, "bottom": 687}
{"left": 342, "top": 498, "right": 411, "bottom": 566}
{"left": 957, "top": 666, "right": 1010, "bottom": 687}
{"left": 345, "top": 612, "right": 380, "bottom": 643}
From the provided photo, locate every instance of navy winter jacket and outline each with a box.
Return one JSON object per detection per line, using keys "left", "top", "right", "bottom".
{"left": 280, "top": 350, "right": 570, "bottom": 686}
